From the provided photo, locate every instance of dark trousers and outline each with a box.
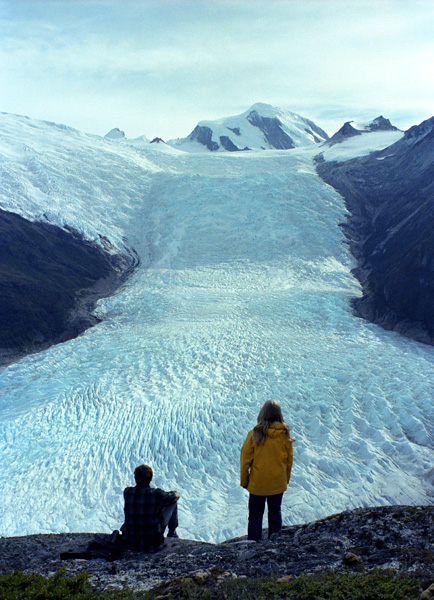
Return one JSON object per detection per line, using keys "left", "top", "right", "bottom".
{"left": 248, "top": 492, "right": 283, "bottom": 541}
{"left": 161, "top": 502, "right": 178, "bottom": 533}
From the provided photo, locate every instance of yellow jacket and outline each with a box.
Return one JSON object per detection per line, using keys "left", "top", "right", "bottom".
{"left": 240, "top": 422, "right": 293, "bottom": 496}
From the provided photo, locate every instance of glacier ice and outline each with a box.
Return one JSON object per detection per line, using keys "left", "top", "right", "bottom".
{"left": 0, "top": 114, "right": 433, "bottom": 543}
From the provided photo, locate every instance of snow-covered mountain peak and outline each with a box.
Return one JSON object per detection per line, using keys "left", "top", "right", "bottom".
{"left": 236, "top": 102, "right": 301, "bottom": 122}
{"left": 167, "top": 103, "right": 329, "bottom": 153}
{"left": 243, "top": 102, "right": 279, "bottom": 117}
{"left": 326, "top": 116, "right": 399, "bottom": 147}
{"left": 104, "top": 128, "right": 154, "bottom": 146}
{"left": 352, "top": 115, "right": 398, "bottom": 132}
{"left": 241, "top": 102, "right": 316, "bottom": 127}
{"left": 105, "top": 127, "right": 126, "bottom": 140}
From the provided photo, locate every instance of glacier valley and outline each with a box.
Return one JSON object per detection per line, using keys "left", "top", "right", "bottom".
{"left": 0, "top": 113, "right": 433, "bottom": 543}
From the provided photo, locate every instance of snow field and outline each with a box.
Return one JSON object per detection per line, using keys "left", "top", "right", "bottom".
{"left": 0, "top": 114, "right": 433, "bottom": 542}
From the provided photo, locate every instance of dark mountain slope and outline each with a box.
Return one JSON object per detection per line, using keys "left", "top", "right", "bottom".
{"left": 0, "top": 209, "right": 136, "bottom": 365}
{"left": 326, "top": 116, "right": 398, "bottom": 146}
{"left": 316, "top": 117, "right": 434, "bottom": 344}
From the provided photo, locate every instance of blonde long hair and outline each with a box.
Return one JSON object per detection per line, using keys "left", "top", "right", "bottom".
{"left": 252, "top": 399, "right": 291, "bottom": 445}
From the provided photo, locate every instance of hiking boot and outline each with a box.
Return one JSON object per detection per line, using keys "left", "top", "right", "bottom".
{"left": 167, "top": 530, "right": 179, "bottom": 538}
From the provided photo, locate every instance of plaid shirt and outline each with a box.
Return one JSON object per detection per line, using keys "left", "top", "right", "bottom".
{"left": 123, "top": 484, "right": 178, "bottom": 552}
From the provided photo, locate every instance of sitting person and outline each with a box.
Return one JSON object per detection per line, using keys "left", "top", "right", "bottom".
{"left": 121, "top": 464, "right": 180, "bottom": 552}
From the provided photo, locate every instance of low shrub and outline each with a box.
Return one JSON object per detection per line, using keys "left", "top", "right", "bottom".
{"left": 0, "top": 568, "right": 422, "bottom": 600}
{"left": 0, "top": 568, "right": 143, "bottom": 600}
{"left": 144, "top": 569, "right": 421, "bottom": 600}
{"left": 219, "top": 570, "right": 421, "bottom": 600}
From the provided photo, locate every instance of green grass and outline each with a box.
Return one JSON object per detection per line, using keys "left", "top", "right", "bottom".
{"left": 0, "top": 568, "right": 423, "bottom": 600}
{"left": 0, "top": 569, "right": 144, "bottom": 600}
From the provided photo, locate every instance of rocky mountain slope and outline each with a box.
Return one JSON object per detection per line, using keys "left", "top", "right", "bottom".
{"left": 0, "top": 208, "right": 136, "bottom": 366}
{"left": 326, "top": 116, "right": 399, "bottom": 146}
{"left": 317, "top": 115, "right": 434, "bottom": 345}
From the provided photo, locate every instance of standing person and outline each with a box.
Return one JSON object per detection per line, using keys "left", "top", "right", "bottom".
{"left": 121, "top": 464, "right": 180, "bottom": 552}
{"left": 240, "top": 399, "right": 295, "bottom": 541}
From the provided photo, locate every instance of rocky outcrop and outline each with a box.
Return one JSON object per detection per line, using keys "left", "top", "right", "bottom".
{"left": 316, "top": 116, "right": 434, "bottom": 345}
{"left": 218, "top": 135, "right": 241, "bottom": 152}
{"left": 326, "top": 121, "right": 362, "bottom": 146}
{"left": 0, "top": 506, "right": 433, "bottom": 592}
{"left": 326, "top": 116, "right": 398, "bottom": 146}
{"left": 246, "top": 110, "right": 296, "bottom": 149}
{"left": 0, "top": 209, "right": 138, "bottom": 366}
{"left": 227, "top": 126, "right": 241, "bottom": 136}
{"left": 245, "top": 109, "right": 328, "bottom": 148}
{"left": 189, "top": 126, "right": 220, "bottom": 151}
{"left": 366, "top": 116, "right": 398, "bottom": 132}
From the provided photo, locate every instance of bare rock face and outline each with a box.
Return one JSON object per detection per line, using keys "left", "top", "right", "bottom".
{"left": 219, "top": 135, "right": 241, "bottom": 152}
{"left": 246, "top": 110, "right": 296, "bottom": 149}
{"left": 0, "top": 506, "right": 433, "bottom": 592}
{"left": 367, "top": 116, "right": 398, "bottom": 132}
{"left": 317, "top": 116, "right": 434, "bottom": 345}
{"left": 326, "top": 116, "right": 398, "bottom": 146}
{"left": 326, "top": 121, "right": 362, "bottom": 146}
{"left": 189, "top": 126, "right": 220, "bottom": 151}
{"left": 0, "top": 208, "right": 138, "bottom": 366}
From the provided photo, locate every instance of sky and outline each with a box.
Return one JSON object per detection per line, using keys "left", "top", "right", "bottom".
{"left": 1, "top": 0, "right": 434, "bottom": 140}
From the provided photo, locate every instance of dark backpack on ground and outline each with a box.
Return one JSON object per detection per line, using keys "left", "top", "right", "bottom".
{"left": 60, "top": 530, "right": 125, "bottom": 562}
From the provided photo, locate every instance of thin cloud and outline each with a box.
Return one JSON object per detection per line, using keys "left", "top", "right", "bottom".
{"left": 0, "top": 0, "right": 433, "bottom": 139}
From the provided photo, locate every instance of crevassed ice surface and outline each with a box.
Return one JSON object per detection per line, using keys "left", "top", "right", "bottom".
{"left": 0, "top": 115, "right": 433, "bottom": 543}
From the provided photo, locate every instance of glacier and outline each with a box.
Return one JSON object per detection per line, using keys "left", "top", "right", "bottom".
{"left": 0, "top": 113, "right": 433, "bottom": 543}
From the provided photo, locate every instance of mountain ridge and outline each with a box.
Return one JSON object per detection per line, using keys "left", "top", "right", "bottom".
{"left": 166, "top": 102, "right": 330, "bottom": 152}
{"left": 102, "top": 102, "right": 332, "bottom": 152}
{"left": 102, "top": 103, "right": 406, "bottom": 155}
{"left": 325, "top": 116, "right": 399, "bottom": 147}
{"left": 316, "top": 115, "right": 434, "bottom": 344}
